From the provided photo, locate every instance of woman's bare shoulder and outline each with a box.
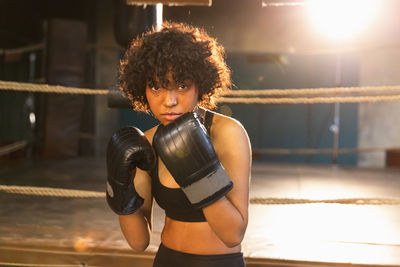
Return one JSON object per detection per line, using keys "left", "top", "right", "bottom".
{"left": 210, "top": 112, "right": 251, "bottom": 160}
{"left": 212, "top": 112, "right": 249, "bottom": 140}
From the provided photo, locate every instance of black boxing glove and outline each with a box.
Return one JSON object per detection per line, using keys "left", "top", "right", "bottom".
{"left": 153, "top": 112, "right": 233, "bottom": 209}
{"left": 106, "top": 127, "right": 155, "bottom": 215}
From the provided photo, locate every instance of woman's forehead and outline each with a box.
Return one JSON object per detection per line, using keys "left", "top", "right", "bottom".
{"left": 149, "top": 71, "right": 192, "bottom": 84}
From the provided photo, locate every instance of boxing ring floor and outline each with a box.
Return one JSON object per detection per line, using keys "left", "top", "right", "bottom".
{"left": 1, "top": 158, "right": 400, "bottom": 267}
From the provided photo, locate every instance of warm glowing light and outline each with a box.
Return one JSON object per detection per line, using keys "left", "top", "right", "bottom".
{"left": 308, "top": 0, "right": 381, "bottom": 41}
{"left": 248, "top": 204, "right": 399, "bottom": 265}
{"left": 156, "top": 3, "right": 163, "bottom": 31}
{"left": 74, "top": 236, "right": 93, "bottom": 252}
{"left": 29, "top": 112, "right": 36, "bottom": 125}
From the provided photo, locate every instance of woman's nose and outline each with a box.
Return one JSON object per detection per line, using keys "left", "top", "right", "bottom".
{"left": 163, "top": 90, "right": 177, "bottom": 107}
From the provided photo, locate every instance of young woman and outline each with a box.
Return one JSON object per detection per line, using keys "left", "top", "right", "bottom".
{"left": 105, "top": 22, "right": 252, "bottom": 267}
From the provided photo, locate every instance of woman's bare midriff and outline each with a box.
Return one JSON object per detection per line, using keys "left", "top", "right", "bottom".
{"left": 161, "top": 216, "right": 241, "bottom": 255}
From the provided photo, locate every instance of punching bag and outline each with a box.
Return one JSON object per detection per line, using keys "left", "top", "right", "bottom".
{"left": 114, "top": 0, "right": 156, "bottom": 47}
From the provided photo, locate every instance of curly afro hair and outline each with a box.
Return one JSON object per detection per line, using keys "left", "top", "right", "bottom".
{"left": 119, "top": 21, "right": 232, "bottom": 112}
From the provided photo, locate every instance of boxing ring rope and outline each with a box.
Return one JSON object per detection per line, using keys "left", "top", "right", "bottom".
{"left": 0, "top": 141, "right": 28, "bottom": 156}
{"left": 219, "top": 95, "right": 400, "bottom": 104}
{"left": 2, "top": 80, "right": 400, "bottom": 103}
{"left": 0, "top": 262, "right": 83, "bottom": 267}
{"left": 0, "top": 185, "right": 105, "bottom": 198}
{"left": 1, "top": 184, "right": 400, "bottom": 205}
{"left": 1, "top": 79, "right": 400, "bottom": 155}
{"left": 228, "top": 86, "right": 400, "bottom": 96}
{"left": 0, "top": 43, "right": 44, "bottom": 57}
{"left": 252, "top": 146, "right": 400, "bottom": 155}
{"left": 0, "top": 80, "right": 107, "bottom": 95}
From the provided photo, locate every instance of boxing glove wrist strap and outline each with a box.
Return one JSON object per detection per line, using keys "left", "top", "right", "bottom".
{"left": 181, "top": 164, "right": 233, "bottom": 208}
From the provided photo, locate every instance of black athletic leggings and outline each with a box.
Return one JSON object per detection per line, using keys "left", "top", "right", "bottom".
{"left": 153, "top": 243, "right": 245, "bottom": 267}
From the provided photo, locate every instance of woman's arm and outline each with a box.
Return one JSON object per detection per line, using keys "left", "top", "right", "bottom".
{"left": 202, "top": 116, "right": 251, "bottom": 247}
{"left": 151, "top": 114, "right": 251, "bottom": 247}
{"left": 118, "top": 129, "right": 156, "bottom": 252}
{"left": 119, "top": 168, "right": 153, "bottom": 252}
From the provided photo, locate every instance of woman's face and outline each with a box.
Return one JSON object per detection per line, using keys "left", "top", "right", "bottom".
{"left": 146, "top": 72, "right": 199, "bottom": 125}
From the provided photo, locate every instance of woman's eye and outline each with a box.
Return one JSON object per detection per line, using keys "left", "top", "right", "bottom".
{"left": 178, "top": 84, "right": 187, "bottom": 90}
{"left": 149, "top": 84, "right": 160, "bottom": 91}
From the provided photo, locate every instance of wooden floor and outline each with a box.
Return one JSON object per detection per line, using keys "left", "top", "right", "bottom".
{"left": 1, "top": 158, "right": 400, "bottom": 267}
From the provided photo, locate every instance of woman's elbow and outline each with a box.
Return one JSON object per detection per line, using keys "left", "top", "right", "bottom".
{"left": 127, "top": 239, "right": 149, "bottom": 252}
{"left": 222, "top": 231, "right": 245, "bottom": 248}
{"left": 223, "top": 238, "right": 243, "bottom": 248}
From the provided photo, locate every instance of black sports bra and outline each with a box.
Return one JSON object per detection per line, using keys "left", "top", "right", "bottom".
{"left": 151, "top": 110, "right": 214, "bottom": 222}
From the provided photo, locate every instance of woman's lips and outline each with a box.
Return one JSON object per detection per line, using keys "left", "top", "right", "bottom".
{"left": 161, "top": 113, "right": 181, "bottom": 121}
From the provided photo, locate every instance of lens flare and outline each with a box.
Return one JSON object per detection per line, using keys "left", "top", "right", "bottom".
{"left": 308, "top": 0, "right": 381, "bottom": 41}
